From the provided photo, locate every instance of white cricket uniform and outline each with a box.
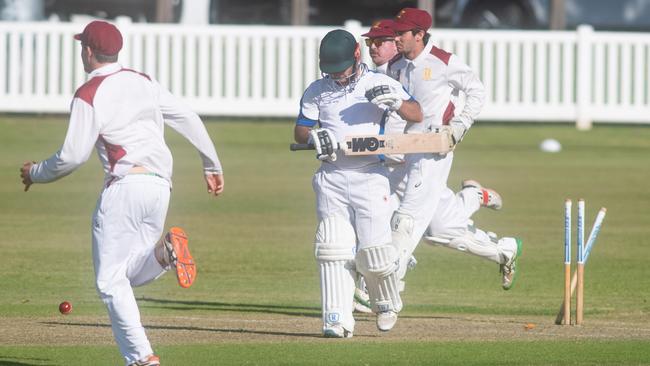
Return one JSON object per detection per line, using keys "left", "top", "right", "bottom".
{"left": 375, "top": 61, "right": 503, "bottom": 265}
{"left": 29, "top": 63, "right": 222, "bottom": 364}
{"left": 297, "top": 65, "right": 413, "bottom": 332}
{"left": 386, "top": 40, "right": 487, "bottom": 270}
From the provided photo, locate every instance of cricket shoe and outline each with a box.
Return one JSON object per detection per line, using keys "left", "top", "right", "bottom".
{"left": 323, "top": 325, "right": 353, "bottom": 338}
{"left": 500, "top": 238, "right": 523, "bottom": 290}
{"left": 377, "top": 310, "right": 398, "bottom": 331}
{"left": 129, "top": 354, "right": 160, "bottom": 366}
{"left": 163, "top": 227, "right": 196, "bottom": 288}
{"left": 353, "top": 286, "right": 372, "bottom": 314}
{"left": 461, "top": 179, "right": 502, "bottom": 210}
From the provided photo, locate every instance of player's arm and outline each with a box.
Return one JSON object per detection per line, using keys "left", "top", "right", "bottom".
{"left": 294, "top": 87, "right": 338, "bottom": 161}
{"left": 366, "top": 77, "right": 423, "bottom": 123}
{"left": 295, "top": 85, "right": 319, "bottom": 144}
{"left": 395, "top": 99, "right": 423, "bottom": 123}
{"left": 294, "top": 125, "right": 312, "bottom": 144}
{"left": 24, "top": 98, "right": 99, "bottom": 191}
{"left": 155, "top": 80, "right": 224, "bottom": 196}
{"left": 447, "top": 55, "right": 486, "bottom": 144}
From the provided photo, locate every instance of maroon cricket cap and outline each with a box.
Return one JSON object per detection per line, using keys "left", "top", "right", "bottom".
{"left": 362, "top": 19, "right": 396, "bottom": 38}
{"left": 74, "top": 20, "right": 123, "bottom": 56}
{"left": 393, "top": 8, "right": 432, "bottom": 32}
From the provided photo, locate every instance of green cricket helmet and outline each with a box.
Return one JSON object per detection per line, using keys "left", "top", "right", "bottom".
{"left": 319, "top": 29, "right": 357, "bottom": 74}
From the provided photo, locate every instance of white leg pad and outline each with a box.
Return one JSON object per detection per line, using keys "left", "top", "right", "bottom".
{"left": 425, "top": 224, "right": 515, "bottom": 264}
{"left": 355, "top": 245, "right": 403, "bottom": 313}
{"left": 314, "top": 216, "right": 357, "bottom": 332}
{"left": 390, "top": 212, "right": 417, "bottom": 280}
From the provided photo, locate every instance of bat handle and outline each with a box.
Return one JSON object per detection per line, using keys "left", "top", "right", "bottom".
{"left": 289, "top": 143, "right": 315, "bottom": 151}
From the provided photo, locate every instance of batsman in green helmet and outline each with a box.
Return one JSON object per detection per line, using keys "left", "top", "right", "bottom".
{"left": 292, "top": 29, "right": 423, "bottom": 337}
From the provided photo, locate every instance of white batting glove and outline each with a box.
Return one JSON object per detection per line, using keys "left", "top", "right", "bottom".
{"left": 308, "top": 128, "right": 338, "bottom": 162}
{"left": 450, "top": 119, "right": 468, "bottom": 145}
{"left": 365, "top": 84, "right": 403, "bottom": 111}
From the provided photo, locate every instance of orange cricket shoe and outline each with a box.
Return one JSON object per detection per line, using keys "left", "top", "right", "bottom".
{"left": 164, "top": 227, "right": 196, "bottom": 288}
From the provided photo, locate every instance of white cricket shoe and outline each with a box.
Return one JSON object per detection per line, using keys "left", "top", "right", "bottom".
{"left": 353, "top": 286, "right": 372, "bottom": 313}
{"left": 323, "top": 325, "right": 353, "bottom": 338}
{"left": 376, "top": 311, "right": 398, "bottom": 332}
{"left": 128, "top": 355, "right": 160, "bottom": 366}
{"left": 500, "top": 237, "right": 523, "bottom": 290}
{"left": 462, "top": 179, "right": 503, "bottom": 210}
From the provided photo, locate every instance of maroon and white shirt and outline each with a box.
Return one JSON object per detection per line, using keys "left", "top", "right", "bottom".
{"left": 387, "top": 40, "right": 485, "bottom": 134}
{"left": 30, "top": 63, "right": 222, "bottom": 186}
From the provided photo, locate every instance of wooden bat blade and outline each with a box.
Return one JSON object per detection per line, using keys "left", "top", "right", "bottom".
{"left": 289, "top": 128, "right": 454, "bottom": 156}
{"left": 342, "top": 129, "right": 453, "bottom": 156}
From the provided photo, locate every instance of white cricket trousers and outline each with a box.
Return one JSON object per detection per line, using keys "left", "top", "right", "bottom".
{"left": 312, "top": 163, "right": 393, "bottom": 332}
{"left": 396, "top": 152, "right": 453, "bottom": 262}
{"left": 92, "top": 174, "right": 170, "bottom": 365}
{"left": 313, "top": 163, "right": 393, "bottom": 249}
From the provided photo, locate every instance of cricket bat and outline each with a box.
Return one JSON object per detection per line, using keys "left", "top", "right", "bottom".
{"left": 290, "top": 127, "right": 454, "bottom": 156}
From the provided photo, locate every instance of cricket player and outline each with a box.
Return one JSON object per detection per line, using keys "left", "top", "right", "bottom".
{"left": 360, "top": 19, "right": 520, "bottom": 291}
{"left": 19, "top": 21, "right": 224, "bottom": 366}
{"left": 385, "top": 8, "right": 522, "bottom": 290}
{"left": 294, "top": 29, "right": 423, "bottom": 336}
{"left": 363, "top": 19, "right": 398, "bottom": 74}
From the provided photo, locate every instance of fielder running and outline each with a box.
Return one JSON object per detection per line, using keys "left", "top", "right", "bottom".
{"left": 359, "top": 18, "right": 521, "bottom": 292}
{"left": 384, "top": 8, "right": 523, "bottom": 295}
{"left": 294, "top": 29, "right": 423, "bottom": 336}
{"left": 19, "top": 21, "right": 224, "bottom": 366}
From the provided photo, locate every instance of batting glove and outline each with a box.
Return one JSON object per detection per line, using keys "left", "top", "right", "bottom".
{"left": 365, "top": 84, "right": 403, "bottom": 111}
{"left": 450, "top": 119, "right": 468, "bottom": 145}
{"left": 308, "top": 128, "right": 338, "bottom": 162}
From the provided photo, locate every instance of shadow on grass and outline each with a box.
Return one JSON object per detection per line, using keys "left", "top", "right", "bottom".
{"left": 137, "top": 297, "right": 321, "bottom": 318}
{"left": 0, "top": 358, "right": 54, "bottom": 366}
{"left": 40, "top": 321, "right": 321, "bottom": 339}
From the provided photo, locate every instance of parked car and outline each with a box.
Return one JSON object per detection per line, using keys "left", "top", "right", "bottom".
{"left": 0, "top": 0, "right": 183, "bottom": 22}
{"left": 447, "top": 0, "right": 650, "bottom": 31}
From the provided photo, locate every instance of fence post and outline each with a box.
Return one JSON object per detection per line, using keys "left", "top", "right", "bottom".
{"left": 576, "top": 25, "right": 593, "bottom": 130}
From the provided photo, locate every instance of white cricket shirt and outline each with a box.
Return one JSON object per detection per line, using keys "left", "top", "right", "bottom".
{"left": 297, "top": 65, "right": 414, "bottom": 170}
{"left": 30, "top": 63, "right": 222, "bottom": 186}
{"left": 387, "top": 40, "right": 485, "bottom": 133}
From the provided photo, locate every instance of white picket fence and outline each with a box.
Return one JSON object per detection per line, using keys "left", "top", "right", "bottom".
{"left": 1, "top": 21, "right": 649, "bottom": 128}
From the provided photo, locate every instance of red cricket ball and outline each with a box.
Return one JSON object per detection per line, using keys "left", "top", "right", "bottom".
{"left": 59, "top": 301, "right": 72, "bottom": 315}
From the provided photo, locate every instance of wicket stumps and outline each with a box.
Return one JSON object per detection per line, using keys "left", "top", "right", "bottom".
{"left": 556, "top": 199, "right": 607, "bottom": 326}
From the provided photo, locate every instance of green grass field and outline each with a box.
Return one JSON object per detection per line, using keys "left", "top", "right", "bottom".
{"left": 1, "top": 117, "right": 649, "bottom": 365}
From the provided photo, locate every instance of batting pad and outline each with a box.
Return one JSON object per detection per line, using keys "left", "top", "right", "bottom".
{"left": 314, "top": 216, "right": 356, "bottom": 261}
{"left": 356, "top": 245, "right": 403, "bottom": 313}
{"left": 314, "top": 216, "right": 357, "bottom": 332}
{"left": 391, "top": 212, "right": 417, "bottom": 280}
{"left": 318, "top": 260, "right": 356, "bottom": 331}
{"left": 425, "top": 225, "right": 512, "bottom": 264}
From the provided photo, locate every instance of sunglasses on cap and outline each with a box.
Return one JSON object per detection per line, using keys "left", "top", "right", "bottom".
{"left": 364, "top": 38, "right": 395, "bottom": 48}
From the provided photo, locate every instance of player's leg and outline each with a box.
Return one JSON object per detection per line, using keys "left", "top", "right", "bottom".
{"left": 93, "top": 177, "right": 160, "bottom": 364}
{"left": 353, "top": 275, "right": 372, "bottom": 313}
{"left": 351, "top": 162, "right": 406, "bottom": 313}
{"left": 352, "top": 166, "right": 401, "bottom": 331}
{"left": 460, "top": 179, "right": 502, "bottom": 210}
{"left": 313, "top": 167, "right": 357, "bottom": 338}
{"left": 393, "top": 153, "right": 452, "bottom": 281}
{"left": 314, "top": 215, "right": 357, "bottom": 337}
{"left": 127, "top": 178, "right": 171, "bottom": 287}
{"left": 425, "top": 222, "right": 517, "bottom": 264}
{"left": 425, "top": 186, "right": 522, "bottom": 289}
